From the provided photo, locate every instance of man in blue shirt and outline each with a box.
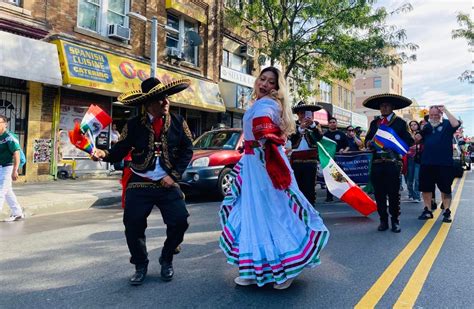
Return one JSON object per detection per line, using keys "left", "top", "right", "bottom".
{"left": 416, "top": 105, "right": 461, "bottom": 223}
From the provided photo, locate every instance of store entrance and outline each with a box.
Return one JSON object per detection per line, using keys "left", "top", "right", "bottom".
{"left": 112, "top": 103, "right": 138, "bottom": 136}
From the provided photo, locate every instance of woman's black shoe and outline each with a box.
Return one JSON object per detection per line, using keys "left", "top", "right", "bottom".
{"left": 431, "top": 200, "right": 437, "bottom": 210}
{"left": 442, "top": 209, "right": 452, "bottom": 223}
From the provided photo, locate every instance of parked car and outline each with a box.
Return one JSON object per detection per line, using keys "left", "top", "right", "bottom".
{"left": 179, "top": 128, "right": 244, "bottom": 198}
{"left": 453, "top": 137, "right": 467, "bottom": 177}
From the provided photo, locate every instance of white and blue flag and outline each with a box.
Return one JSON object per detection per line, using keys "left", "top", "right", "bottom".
{"left": 373, "top": 125, "right": 409, "bottom": 155}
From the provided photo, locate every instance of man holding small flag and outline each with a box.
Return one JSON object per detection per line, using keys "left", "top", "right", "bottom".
{"left": 364, "top": 94, "right": 414, "bottom": 233}
{"left": 91, "top": 77, "right": 193, "bottom": 285}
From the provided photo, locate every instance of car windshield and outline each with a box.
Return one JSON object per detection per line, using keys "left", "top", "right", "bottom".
{"left": 193, "top": 131, "right": 240, "bottom": 150}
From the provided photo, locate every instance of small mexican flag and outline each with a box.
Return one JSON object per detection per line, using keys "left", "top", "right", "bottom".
{"left": 80, "top": 104, "right": 112, "bottom": 137}
{"left": 318, "top": 137, "right": 377, "bottom": 216}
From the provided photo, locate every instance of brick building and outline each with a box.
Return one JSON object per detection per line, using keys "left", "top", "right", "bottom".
{"left": 1, "top": 0, "right": 226, "bottom": 181}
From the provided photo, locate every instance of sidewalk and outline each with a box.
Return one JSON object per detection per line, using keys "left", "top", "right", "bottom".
{"left": 1, "top": 174, "right": 123, "bottom": 219}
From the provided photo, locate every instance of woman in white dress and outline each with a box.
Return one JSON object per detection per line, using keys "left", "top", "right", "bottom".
{"left": 219, "top": 67, "right": 329, "bottom": 290}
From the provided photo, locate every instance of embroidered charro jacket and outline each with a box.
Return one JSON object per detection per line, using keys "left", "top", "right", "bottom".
{"left": 365, "top": 114, "right": 414, "bottom": 161}
{"left": 289, "top": 121, "right": 322, "bottom": 150}
{"left": 103, "top": 112, "right": 193, "bottom": 181}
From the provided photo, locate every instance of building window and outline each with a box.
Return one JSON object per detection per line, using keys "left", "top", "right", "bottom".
{"left": 373, "top": 77, "right": 382, "bottom": 88}
{"left": 338, "top": 86, "right": 343, "bottom": 106}
{"left": 391, "top": 78, "right": 394, "bottom": 89}
{"left": 344, "top": 89, "right": 350, "bottom": 110}
{"left": 222, "top": 50, "right": 249, "bottom": 74}
{"left": 77, "top": 0, "right": 129, "bottom": 36}
{"left": 319, "top": 81, "right": 332, "bottom": 103}
{"left": 6, "top": 0, "right": 20, "bottom": 5}
{"left": 166, "top": 13, "right": 199, "bottom": 66}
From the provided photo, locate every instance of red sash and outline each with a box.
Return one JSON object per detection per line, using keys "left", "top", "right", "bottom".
{"left": 252, "top": 117, "right": 291, "bottom": 190}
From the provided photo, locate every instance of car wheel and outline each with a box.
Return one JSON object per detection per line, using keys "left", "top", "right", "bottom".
{"left": 218, "top": 167, "right": 234, "bottom": 198}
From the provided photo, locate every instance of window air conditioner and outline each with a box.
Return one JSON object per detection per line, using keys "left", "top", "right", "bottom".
{"left": 107, "top": 24, "right": 131, "bottom": 40}
{"left": 239, "top": 45, "right": 255, "bottom": 58}
{"left": 166, "top": 47, "right": 184, "bottom": 60}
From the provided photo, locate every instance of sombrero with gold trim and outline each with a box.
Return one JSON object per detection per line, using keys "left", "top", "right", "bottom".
{"left": 117, "top": 77, "right": 191, "bottom": 105}
{"left": 362, "top": 93, "right": 412, "bottom": 110}
{"left": 292, "top": 100, "right": 323, "bottom": 113}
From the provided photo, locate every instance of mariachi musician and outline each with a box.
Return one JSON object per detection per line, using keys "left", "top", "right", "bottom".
{"left": 288, "top": 101, "right": 323, "bottom": 207}
{"left": 364, "top": 94, "right": 414, "bottom": 233}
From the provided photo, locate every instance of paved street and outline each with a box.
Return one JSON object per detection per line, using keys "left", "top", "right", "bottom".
{"left": 1, "top": 171, "right": 473, "bottom": 308}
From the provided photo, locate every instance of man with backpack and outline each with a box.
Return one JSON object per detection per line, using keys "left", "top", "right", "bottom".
{"left": 0, "top": 115, "right": 25, "bottom": 222}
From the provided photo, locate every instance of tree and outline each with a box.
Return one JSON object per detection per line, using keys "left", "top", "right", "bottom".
{"left": 225, "top": 0, "right": 417, "bottom": 101}
{"left": 452, "top": 12, "right": 473, "bottom": 83}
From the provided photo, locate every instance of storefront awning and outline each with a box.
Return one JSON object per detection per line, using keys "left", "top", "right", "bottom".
{"left": 0, "top": 31, "right": 62, "bottom": 86}
{"left": 53, "top": 40, "right": 225, "bottom": 112}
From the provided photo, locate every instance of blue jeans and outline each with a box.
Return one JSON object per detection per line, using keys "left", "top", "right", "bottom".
{"left": 406, "top": 157, "right": 420, "bottom": 200}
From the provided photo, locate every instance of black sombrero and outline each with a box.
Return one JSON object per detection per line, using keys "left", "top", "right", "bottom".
{"left": 362, "top": 93, "right": 412, "bottom": 110}
{"left": 292, "top": 101, "right": 323, "bottom": 113}
{"left": 117, "top": 77, "right": 190, "bottom": 105}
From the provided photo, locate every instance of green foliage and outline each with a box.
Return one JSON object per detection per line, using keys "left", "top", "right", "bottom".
{"left": 225, "top": 0, "right": 417, "bottom": 100}
{"left": 452, "top": 12, "right": 473, "bottom": 83}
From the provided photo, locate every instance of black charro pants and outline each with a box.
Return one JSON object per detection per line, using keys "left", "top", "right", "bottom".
{"left": 123, "top": 179, "right": 189, "bottom": 267}
{"left": 370, "top": 161, "right": 401, "bottom": 222}
{"left": 292, "top": 161, "right": 318, "bottom": 206}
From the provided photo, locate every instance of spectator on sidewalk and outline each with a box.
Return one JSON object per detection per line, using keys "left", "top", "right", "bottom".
{"left": 92, "top": 77, "right": 194, "bottom": 285}
{"left": 323, "top": 117, "right": 349, "bottom": 201}
{"left": 416, "top": 105, "right": 461, "bottom": 223}
{"left": 406, "top": 120, "right": 422, "bottom": 202}
{"left": 0, "top": 115, "right": 25, "bottom": 222}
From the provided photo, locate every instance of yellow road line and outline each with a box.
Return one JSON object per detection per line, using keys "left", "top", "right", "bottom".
{"left": 354, "top": 178, "right": 459, "bottom": 309}
{"left": 393, "top": 175, "right": 466, "bottom": 308}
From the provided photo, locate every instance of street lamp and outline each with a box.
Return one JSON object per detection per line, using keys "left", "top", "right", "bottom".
{"left": 127, "top": 12, "right": 162, "bottom": 78}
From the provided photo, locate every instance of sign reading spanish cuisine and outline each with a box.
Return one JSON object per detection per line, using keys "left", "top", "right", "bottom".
{"left": 53, "top": 40, "right": 225, "bottom": 112}
{"left": 63, "top": 43, "right": 113, "bottom": 83}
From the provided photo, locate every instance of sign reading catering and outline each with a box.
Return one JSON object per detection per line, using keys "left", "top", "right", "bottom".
{"left": 63, "top": 43, "right": 112, "bottom": 83}
{"left": 220, "top": 66, "right": 256, "bottom": 88}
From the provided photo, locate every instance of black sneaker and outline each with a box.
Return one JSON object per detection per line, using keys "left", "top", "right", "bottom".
{"left": 442, "top": 209, "right": 452, "bottom": 223}
{"left": 430, "top": 200, "right": 437, "bottom": 210}
{"left": 440, "top": 203, "right": 445, "bottom": 210}
{"left": 418, "top": 207, "right": 434, "bottom": 220}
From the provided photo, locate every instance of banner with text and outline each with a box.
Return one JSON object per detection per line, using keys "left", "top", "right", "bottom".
{"left": 334, "top": 151, "right": 373, "bottom": 185}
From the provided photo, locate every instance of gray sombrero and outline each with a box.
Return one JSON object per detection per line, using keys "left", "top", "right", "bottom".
{"left": 362, "top": 93, "right": 412, "bottom": 110}
{"left": 117, "top": 77, "right": 190, "bottom": 105}
{"left": 292, "top": 101, "right": 323, "bottom": 113}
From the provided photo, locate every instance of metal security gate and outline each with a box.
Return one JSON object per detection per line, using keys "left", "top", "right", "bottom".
{"left": 0, "top": 77, "right": 29, "bottom": 174}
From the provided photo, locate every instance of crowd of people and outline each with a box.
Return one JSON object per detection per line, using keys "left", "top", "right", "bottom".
{"left": 1, "top": 66, "right": 468, "bottom": 291}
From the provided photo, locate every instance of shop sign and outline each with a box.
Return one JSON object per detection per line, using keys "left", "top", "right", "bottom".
{"left": 313, "top": 109, "right": 329, "bottom": 126}
{"left": 220, "top": 66, "right": 256, "bottom": 88}
{"left": 0, "top": 31, "right": 62, "bottom": 86}
{"left": 54, "top": 40, "right": 225, "bottom": 112}
{"left": 333, "top": 106, "right": 352, "bottom": 127}
{"left": 351, "top": 112, "right": 368, "bottom": 131}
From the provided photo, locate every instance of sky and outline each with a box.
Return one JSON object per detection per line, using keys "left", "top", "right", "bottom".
{"left": 377, "top": 0, "right": 473, "bottom": 137}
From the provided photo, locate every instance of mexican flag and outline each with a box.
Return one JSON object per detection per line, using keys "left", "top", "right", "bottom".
{"left": 318, "top": 137, "right": 377, "bottom": 216}
{"left": 80, "top": 104, "right": 112, "bottom": 137}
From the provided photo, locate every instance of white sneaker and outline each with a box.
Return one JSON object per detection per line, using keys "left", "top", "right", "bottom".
{"left": 4, "top": 214, "right": 25, "bottom": 222}
{"left": 234, "top": 277, "right": 257, "bottom": 286}
{"left": 273, "top": 278, "right": 294, "bottom": 290}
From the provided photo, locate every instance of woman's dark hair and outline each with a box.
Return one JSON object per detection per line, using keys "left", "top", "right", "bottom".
{"left": 260, "top": 67, "right": 280, "bottom": 90}
{"left": 409, "top": 120, "right": 420, "bottom": 131}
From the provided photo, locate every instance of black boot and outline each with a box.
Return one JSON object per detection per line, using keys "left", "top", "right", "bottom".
{"left": 129, "top": 263, "right": 148, "bottom": 286}
{"left": 391, "top": 218, "right": 401, "bottom": 233}
{"left": 378, "top": 219, "right": 389, "bottom": 231}
{"left": 159, "top": 256, "right": 174, "bottom": 281}
{"left": 418, "top": 207, "right": 434, "bottom": 220}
